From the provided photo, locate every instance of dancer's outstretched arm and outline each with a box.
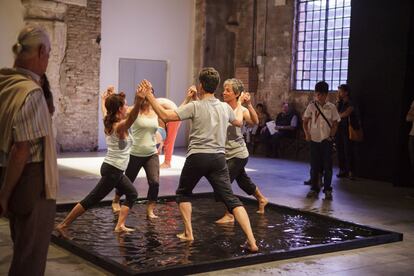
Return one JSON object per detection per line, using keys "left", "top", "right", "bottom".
{"left": 116, "top": 82, "right": 146, "bottom": 135}
{"left": 144, "top": 81, "right": 182, "bottom": 122}
{"left": 180, "top": 86, "right": 198, "bottom": 106}
{"left": 101, "top": 86, "right": 115, "bottom": 117}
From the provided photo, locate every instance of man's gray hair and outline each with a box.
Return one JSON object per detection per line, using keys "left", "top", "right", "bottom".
{"left": 12, "top": 24, "right": 50, "bottom": 59}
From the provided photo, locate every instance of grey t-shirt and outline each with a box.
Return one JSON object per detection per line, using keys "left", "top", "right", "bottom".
{"left": 175, "top": 97, "right": 236, "bottom": 156}
{"left": 225, "top": 105, "right": 249, "bottom": 160}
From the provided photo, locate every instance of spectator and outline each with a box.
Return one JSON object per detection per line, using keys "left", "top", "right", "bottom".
{"left": 335, "top": 84, "right": 357, "bottom": 179}
{"left": 243, "top": 103, "right": 270, "bottom": 152}
{"left": 303, "top": 81, "right": 340, "bottom": 200}
{"left": 266, "top": 102, "right": 298, "bottom": 157}
{"left": 0, "top": 24, "right": 58, "bottom": 275}
{"left": 407, "top": 100, "right": 414, "bottom": 178}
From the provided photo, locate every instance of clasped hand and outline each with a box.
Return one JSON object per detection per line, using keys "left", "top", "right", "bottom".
{"left": 136, "top": 79, "right": 153, "bottom": 99}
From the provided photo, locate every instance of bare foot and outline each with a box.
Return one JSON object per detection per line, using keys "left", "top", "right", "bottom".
{"left": 256, "top": 198, "right": 268, "bottom": 214}
{"left": 176, "top": 232, "right": 194, "bottom": 241}
{"left": 147, "top": 202, "right": 158, "bottom": 219}
{"left": 160, "top": 162, "right": 171, "bottom": 169}
{"left": 241, "top": 240, "right": 259, "bottom": 253}
{"left": 114, "top": 225, "right": 135, "bottom": 232}
{"left": 215, "top": 213, "right": 235, "bottom": 224}
{"left": 55, "top": 224, "right": 71, "bottom": 239}
{"left": 112, "top": 202, "right": 121, "bottom": 213}
{"left": 147, "top": 211, "right": 159, "bottom": 219}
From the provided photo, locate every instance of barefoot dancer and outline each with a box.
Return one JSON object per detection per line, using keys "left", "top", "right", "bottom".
{"left": 156, "top": 98, "right": 181, "bottom": 169}
{"left": 56, "top": 83, "right": 147, "bottom": 234}
{"left": 216, "top": 79, "right": 268, "bottom": 224}
{"left": 142, "top": 68, "right": 258, "bottom": 252}
{"left": 112, "top": 89, "right": 161, "bottom": 219}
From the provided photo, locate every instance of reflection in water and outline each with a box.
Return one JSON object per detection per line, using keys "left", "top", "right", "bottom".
{"left": 55, "top": 198, "right": 379, "bottom": 273}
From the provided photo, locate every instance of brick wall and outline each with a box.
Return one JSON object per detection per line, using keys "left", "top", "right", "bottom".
{"left": 199, "top": 0, "right": 337, "bottom": 119}
{"left": 58, "top": 0, "right": 101, "bottom": 151}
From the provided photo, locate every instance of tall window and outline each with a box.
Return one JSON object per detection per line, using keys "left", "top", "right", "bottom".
{"left": 294, "top": 0, "right": 351, "bottom": 91}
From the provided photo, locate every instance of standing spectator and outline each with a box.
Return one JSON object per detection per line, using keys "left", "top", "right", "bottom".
{"left": 0, "top": 25, "right": 58, "bottom": 276}
{"left": 266, "top": 102, "right": 298, "bottom": 157}
{"left": 303, "top": 81, "right": 340, "bottom": 200}
{"left": 335, "top": 84, "right": 355, "bottom": 178}
{"left": 407, "top": 100, "right": 414, "bottom": 177}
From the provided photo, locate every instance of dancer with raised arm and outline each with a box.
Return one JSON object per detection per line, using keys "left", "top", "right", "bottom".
{"left": 111, "top": 88, "right": 161, "bottom": 219}
{"left": 56, "top": 82, "right": 148, "bottom": 234}
{"left": 156, "top": 97, "right": 181, "bottom": 168}
{"left": 141, "top": 68, "right": 258, "bottom": 252}
{"left": 215, "top": 78, "right": 268, "bottom": 224}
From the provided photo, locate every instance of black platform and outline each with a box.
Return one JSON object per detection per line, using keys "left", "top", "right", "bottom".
{"left": 51, "top": 193, "right": 403, "bottom": 275}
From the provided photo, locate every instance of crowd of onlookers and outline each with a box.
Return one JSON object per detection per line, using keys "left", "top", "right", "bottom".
{"left": 242, "top": 82, "right": 363, "bottom": 200}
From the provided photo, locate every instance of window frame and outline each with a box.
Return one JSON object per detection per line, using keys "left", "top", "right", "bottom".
{"left": 292, "top": 0, "right": 351, "bottom": 92}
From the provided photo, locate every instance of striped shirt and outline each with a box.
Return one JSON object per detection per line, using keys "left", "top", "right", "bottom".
{"left": 0, "top": 89, "right": 50, "bottom": 166}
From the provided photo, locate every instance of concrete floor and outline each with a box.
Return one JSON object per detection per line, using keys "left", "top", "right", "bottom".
{"left": 1, "top": 148, "right": 413, "bottom": 275}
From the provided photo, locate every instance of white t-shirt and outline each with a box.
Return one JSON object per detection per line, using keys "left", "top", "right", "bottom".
{"left": 303, "top": 101, "right": 340, "bottom": 142}
{"left": 175, "top": 97, "right": 236, "bottom": 156}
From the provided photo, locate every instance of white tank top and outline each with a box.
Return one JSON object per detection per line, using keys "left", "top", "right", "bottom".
{"left": 130, "top": 114, "right": 158, "bottom": 157}
{"left": 103, "top": 131, "right": 132, "bottom": 171}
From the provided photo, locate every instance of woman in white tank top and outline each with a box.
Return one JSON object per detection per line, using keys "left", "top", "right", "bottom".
{"left": 112, "top": 94, "right": 161, "bottom": 219}
{"left": 56, "top": 82, "right": 149, "bottom": 235}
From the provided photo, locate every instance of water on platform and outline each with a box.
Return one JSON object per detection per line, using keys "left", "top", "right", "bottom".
{"left": 55, "top": 197, "right": 380, "bottom": 272}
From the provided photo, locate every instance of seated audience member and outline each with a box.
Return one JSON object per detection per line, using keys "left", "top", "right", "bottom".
{"left": 266, "top": 102, "right": 298, "bottom": 157}
{"left": 244, "top": 103, "right": 271, "bottom": 152}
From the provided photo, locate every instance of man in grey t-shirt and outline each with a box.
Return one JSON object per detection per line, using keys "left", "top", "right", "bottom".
{"left": 143, "top": 68, "right": 258, "bottom": 252}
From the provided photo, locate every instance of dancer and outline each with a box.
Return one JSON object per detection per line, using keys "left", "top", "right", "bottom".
{"left": 215, "top": 78, "right": 268, "bottom": 224}
{"left": 56, "top": 82, "right": 148, "bottom": 234}
{"left": 156, "top": 97, "right": 181, "bottom": 168}
{"left": 156, "top": 125, "right": 166, "bottom": 153}
{"left": 111, "top": 88, "right": 161, "bottom": 219}
{"left": 142, "top": 68, "right": 258, "bottom": 252}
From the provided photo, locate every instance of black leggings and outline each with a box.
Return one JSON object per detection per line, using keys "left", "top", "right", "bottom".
{"left": 227, "top": 157, "right": 257, "bottom": 195}
{"left": 215, "top": 157, "right": 256, "bottom": 203}
{"left": 80, "top": 162, "right": 137, "bottom": 209}
{"left": 116, "top": 154, "right": 160, "bottom": 201}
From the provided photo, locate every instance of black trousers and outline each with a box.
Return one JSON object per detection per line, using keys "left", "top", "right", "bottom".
{"left": 176, "top": 153, "right": 243, "bottom": 212}
{"left": 80, "top": 162, "right": 137, "bottom": 209}
{"left": 1, "top": 163, "right": 55, "bottom": 276}
{"left": 336, "top": 125, "right": 354, "bottom": 174}
{"left": 227, "top": 157, "right": 257, "bottom": 195}
{"left": 117, "top": 154, "right": 160, "bottom": 201}
{"left": 215, "top": 157, "right": 257, "bottom": 203}
{"left": 310, "top": 140, "right": 333, "bottom": 192}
